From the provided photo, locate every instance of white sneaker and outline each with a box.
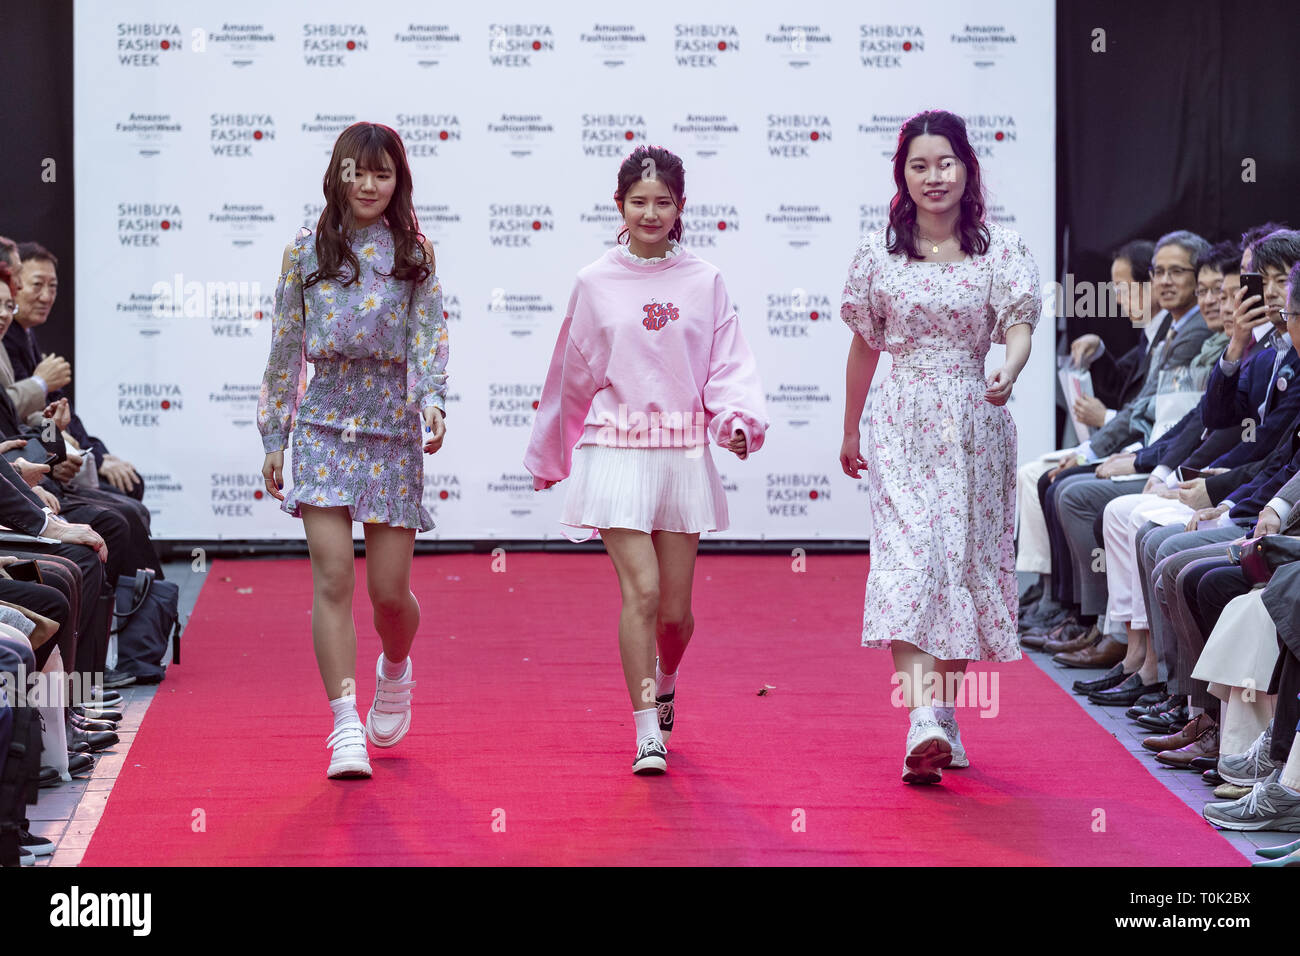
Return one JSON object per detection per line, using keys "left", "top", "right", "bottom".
{"left": 326, "top": 722, "right": 372, "bottom": 779}
{"left": 936, "top": 712, "right": 969, "bottom": 768}
{"left": 366, "top": 653, "right": 416, "bottom": 748}
{"left": 633, "top": 735, "right": 667, "bottom": 775}
{"left": 902, "top": 713, "right": 952, "bottom": 785}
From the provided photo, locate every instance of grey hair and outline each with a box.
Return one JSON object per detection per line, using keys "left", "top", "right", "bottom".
{"left": 1154, "top": 229, "right": 1210, "bottom": 266}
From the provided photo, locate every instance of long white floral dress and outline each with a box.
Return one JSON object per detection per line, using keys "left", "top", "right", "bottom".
{"left": 840, "top": 221, "right": 1040, "bottom": 661}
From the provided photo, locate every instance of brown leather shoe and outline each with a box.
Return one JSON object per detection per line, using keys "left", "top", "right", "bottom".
{"left": 1154, "top": 721, "right": 1220, "bottom": 767}
{"left": 1042, "top": 624, "right": 1099, "bottom": 655}
{"left": 1054, "top": 634, "right": 1125, "bottom": 669}
{"left": 1141, "top": 713, "right": 1216, "bottom": 754}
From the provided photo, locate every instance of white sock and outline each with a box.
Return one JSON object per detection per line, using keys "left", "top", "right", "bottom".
{"left": 329, "top": 694, "right": 361, "bottom": 730}
{"left": 381, "top": 655, "right": 408, "bottom": 680}
{"left": 656, "top": 660, "right": 677, "bottom": 697}
{"left": 934, "top": 704, "right": 956, "bottom": 724}
{"left": 910, "top": 705, "right": 936, "bottom": 724}
{"left": 1188, "top": 705, "right": 1205, "bottom": 718}
{"left": 633, "top": 707, "right": 661, "bottom": 744}
{"left": 1280, "top": 732, "right": 1300, "bottom": 794}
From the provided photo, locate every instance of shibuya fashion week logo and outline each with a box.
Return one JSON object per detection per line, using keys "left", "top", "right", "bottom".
{"left": 765, "top": 204, "right": 831, "bottom": 249}
{"left": 210, "top": 113, "right": 275, "bottom": 157}
{"left": 487, "top": 112, "right": 556, "bottom": 159}
{"left": 488, "top": 23, "right": 555, "bottom": 66}
{"left": 302, "top": 23, "right": 368, "bottom": 67}
{"left": 582, "top": 114, "right": 648, "bottom": 158}
{"left": 595, "top": 406, "right": 709, "bottom": 456}
{"left": 395, "top": 113, "right": 462, "bottom": 158}
{"left": 118, "top": 383, "right": 183, "bottom": 427}
{"left": 671, "top": 112, "right": 740, "bottom": 159}
{"left": 205, "top": 286, "right": 272, "bottom": 337}
{"left": 766, "top": 473, "right": 831, "bottom": 517}
{"left": 679, "top": 202, "right": 739, "bottom": 248}
{"left": 150, "top": 274, "right": 265, "bottom": 326}
{"left": 488, "top": 204, "right": 555, "bottom": 246}
{"left": 393, "top": 23, "right": 463, "bottom": 68}
{"left": 767, "top": 114, "right": 831, "bottom": 158}
{"left": 115, "top": 22, "right": 183, "bottom": 65}
{"left": 766, "top": 290, "right": 833, "bottom": 338}
{"left": 115, "top": 111, "right": 181, "bottom": 158}
{"left": 208, "top": 201, "right": 276, "bottom": 248}
{"left": 422, "top": 472, "right": 462, "bottom": 513}
{"left": 642, "top": 300, "right": 680, "bottom": 331}
{"left": 117, "top": 202, "right": 181, "bottom": 247}
{"left": 858, "top": 202, "right": 890, "bottom": 234}
{"left": 951, "top": 23, "right": 1018, "bottom": 69}
{"left": 764, "top": 23, "right": 831, "bottom": 68}
{"left": 489, "top": 383, "right": 541, "bottom": 427}
{"left": 207, "top": 22, "right": 277, "bottom": 66}
{"left": 578, "top": 23, "right": 648, "bottom": 68}
{"left": 964, "top": 114, "right": 1017, "bottom": 157}
{"left": 211, "top": 472, "right": 267, "bottom": 517}
{"left": 858, "top": 24, "right": 925, "bottom": 67}
{"left": 673, "top": 24, "right": 740, "bottom": 66}
{"left": 303, "top": 113, "right": 359, "bottom": 156}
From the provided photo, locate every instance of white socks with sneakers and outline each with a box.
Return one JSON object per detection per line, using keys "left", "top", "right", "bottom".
{"left": 329, "top": 694, "right": 362, "bottom": 731}
{"left": 934, "top": 704, "right": 956, "bottom": 725}
{"left": 633, "top": 707, "right": 660, "bottom": 745}
{"left": 381, "top": 655, "right": 408, "bottom": 680}
{"left": 656, "top": 660, "right": 677, "bottom": 697}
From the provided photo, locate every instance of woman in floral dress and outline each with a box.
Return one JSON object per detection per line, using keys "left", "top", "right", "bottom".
{"left": 257, "top": 122, "right": 448, "bottom": 780}
{"left": 839, "top": 110, "right": 1040, "bottom": 785}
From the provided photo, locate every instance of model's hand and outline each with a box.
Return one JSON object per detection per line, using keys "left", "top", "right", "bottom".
{"left": 984, "top": 366, "right": 1015, "bottom": 406}
{"left": 840, "top": 431, "right": 867, "bottom": 479}
{"left": 262, "top": 450, "right": 285, "bottom": 501}
{"left": 1176, "top": 478, "right": 1211, "bottom": 511}
{"left": 725, "top": 428, "right": 747, "bottom": 459}
{"left": 422, "top": 407, "right": 445, "bottom": 454}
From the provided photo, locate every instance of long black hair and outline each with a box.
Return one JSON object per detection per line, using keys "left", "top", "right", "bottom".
{"left": 614, "top": 145, "right": 686, "bottom": 245}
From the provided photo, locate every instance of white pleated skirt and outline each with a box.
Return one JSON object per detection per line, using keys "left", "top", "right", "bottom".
{"left": 560, "top": 444, "right": 730, "bottom": 538}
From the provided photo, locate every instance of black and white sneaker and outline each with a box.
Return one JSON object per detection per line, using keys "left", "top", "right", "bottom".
{"left": 20, "top": 829, "right": 55, "bottom": 857}
{"left": 633, "top": 736, "right": 667, "bottom": 775}
{"left": 656, "top": 693, "right": 674, "bottom": 749}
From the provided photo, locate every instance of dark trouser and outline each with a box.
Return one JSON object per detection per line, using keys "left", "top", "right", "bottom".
{"left": 0, "top": 576, "right": 73, "bottom": 673}
{"left": 57, "top": 488, "right": 161, "bottom": 584}
{"left": 1268, "top": 642, "right": 1299, "bottom": 765}
{"left": 1040, "top": 464, "right": 1099, "bottom": 605}
{"left": 1195, "top": 565, "right": 1255, "bottom": 637}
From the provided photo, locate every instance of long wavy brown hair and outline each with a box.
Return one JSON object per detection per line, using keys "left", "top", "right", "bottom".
{"left": 306, "top": 122, "right": 430, "bottom": 288}
{"left": 885, "top": 110, "right": 990, "bottom": 260}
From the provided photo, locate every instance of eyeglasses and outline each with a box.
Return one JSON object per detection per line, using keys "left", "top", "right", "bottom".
{"left": 1282, "top": 310, "right": 1298, "bottom": 322}
{"left": 1151, "top": 266, "right": 1195, "bottom": 280}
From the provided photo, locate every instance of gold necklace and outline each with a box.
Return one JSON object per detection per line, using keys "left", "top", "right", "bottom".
{"left": 918, "top": 233, "right": 953, "bottom": 255}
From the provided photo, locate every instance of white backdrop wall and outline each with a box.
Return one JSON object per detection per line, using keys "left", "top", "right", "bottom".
{"left": 74, "top": 0, "right": 1056, "bottom": 541}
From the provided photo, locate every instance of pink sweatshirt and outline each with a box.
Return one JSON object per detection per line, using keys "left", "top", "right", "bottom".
{"left": 524, "top": 246, "right": 768, "bottom": 489}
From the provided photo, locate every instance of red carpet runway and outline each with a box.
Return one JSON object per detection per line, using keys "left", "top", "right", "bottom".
{"left": 82, "top": 553, "right": 1244, "bottom": 865}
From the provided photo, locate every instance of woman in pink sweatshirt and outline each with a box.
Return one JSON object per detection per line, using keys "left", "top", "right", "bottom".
{"left": 525, "top": 145, "right": 768, "bottom": 775}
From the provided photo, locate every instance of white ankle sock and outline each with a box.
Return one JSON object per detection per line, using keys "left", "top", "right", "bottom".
{"left": 656, "top": 660, "right": 677, "bottom": 697}
{"left": 910, "top": 705, "right": 936, "bottom": 724}
{"left": 381, "top": 655, "right": 408, "bottom": 680}
{"left": 633, "top": 707, "right": 661, "bottom": 744}
{"left": 329, "top": 694, "right": 360, "bottom": 730}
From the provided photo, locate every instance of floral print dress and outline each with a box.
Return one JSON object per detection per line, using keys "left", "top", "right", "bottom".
{"left": 840, "top": 221, "right": 1040, "bottom": 661}
{"left": 256, "top": 220, "right": 448, "bottom": 531}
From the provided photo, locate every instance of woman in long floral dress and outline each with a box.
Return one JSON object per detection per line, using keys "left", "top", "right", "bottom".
{"left": 257, "top": 123, "right": 448, "bottom": 780}
{"left": 839, "top": 110, "right": 1040, "bottom": 785}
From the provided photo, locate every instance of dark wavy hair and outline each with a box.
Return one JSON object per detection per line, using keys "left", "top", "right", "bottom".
{"left": 614, "top": 145, "right": 686, "bottom": 245}
{"left": 306, "top": 122, "right": 430, "bottom": 289}
{"left": 886, "top": 110, "right": 989, "bottom": 260}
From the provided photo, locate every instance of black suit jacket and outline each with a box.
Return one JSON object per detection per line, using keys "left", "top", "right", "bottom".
{"left": 1089, "top": 313, "right": 1172, "bottom": 412}
{"left": 2, "top": 322, "right": 109, "bottom": 466}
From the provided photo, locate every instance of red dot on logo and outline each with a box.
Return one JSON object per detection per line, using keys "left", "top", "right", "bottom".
{"left": 253, "top": 490, "right": 263, "bottom": 500}
{"left": 254, "top": 310, "right": 264, "bottom": 320}
{"left": 717, "top": 221, "right": 727, "bottom": 231}
{"left": 439, "top": 490, "right": 449, "bottom": 500}
{"left": 532, "top": 40, "right": 541, "bottom": 50}
{"left": 810, "top": 131, "right": 819, "bottom": 141}
{"left": 160, "top": 220, "right": 170, "bottom": 230}
{"left": 809, "top": 490, "right": 819, "bottom": 500}
{"left": 160, "top": 400, "right": 171, "bottom": 410}
{"left": 995, "top": 131, "right": 1005, "bottom": 141}
{"left": 253, "top": 130, "right": 263, "bottom": 140}
{"left": 903, "top": 41, "right": 912, "bottom": 52}
{"left": 531, "top": 400, "right": 540, "bottom": 410}
{"left": 531, "top": 220, "right": 541, "bottom": 230}
{"left": 439, "top": 130, "right": 449, "bottom": 141}
{"left": 442, "top": 311, "right": 449, "bottom": 319}
{"left": 346, "top": 40, "right": 356, "bottom": 51}
{"left": 809, "top": 311, "right": 819, "bottom": 321}
{"left": 624, "top": 130, "right": 634, "bottom": 141}
{"left": 160, "top": 39, "right": 170, "bottom": 50}
{"left": 717, "top": 41, "right": 727, "bottom": 51}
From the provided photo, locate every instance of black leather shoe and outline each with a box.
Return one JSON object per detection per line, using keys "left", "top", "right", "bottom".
{"left": 1189, "top": 755, "right": 1218, "bottom": 772}
{"left": 68, "top": 740, "right": 90, "bottom": 754}
{"left": 38, "top": 766, "right": 61, "bottom": 788}
{"left": 1202, "top": 768, "right": 1225, "bottom": 786}
{"left": 1073, "top": 662, "right": 1127, "bottom": 694}
{"left": 1018, "top": 580, "right": 1044, "bottom": 609}
{"left": 66, "top": 753, "right": 94, "bottom": 776}
{"left": 1088, "top": 674, "right": 1166, "bottom": 706}
{"left": 1130, "top": 690, "right": 1169, "bottom": 709}
{"left": 74, "top": 705, "right": 123, "bottom": 722}
{"left": 1127, "top": 694, "right": 1176, "bottom": 720}
{"left": 71, "top": 714, "right": 118, "bottom": 732}
{"left": 66, "top": 725, "right": 119, "bottom": 754}
{"left": 1137, "top": 704, "right": 1190, "bottom": 732}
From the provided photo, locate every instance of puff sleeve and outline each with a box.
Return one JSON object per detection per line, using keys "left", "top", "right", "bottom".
{"left": 840, "top": 233, "right": 887, "bottom": 351}
{"left": 256, "top": 230, "right": 310, "bottom": 454}
{"left": 702, "top": 272, "right": 769, "bottom": 458}
{"left": 524, "top": 278, "right": 604, "bottom": 489}
{"left": 989, "top": 226, "right": 1043, "bottom": 344}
